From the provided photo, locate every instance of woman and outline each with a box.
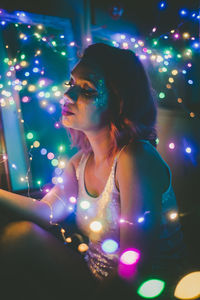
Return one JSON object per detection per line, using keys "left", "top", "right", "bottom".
{"left": 0, "top": 43, "right": 185, "bottom": 298}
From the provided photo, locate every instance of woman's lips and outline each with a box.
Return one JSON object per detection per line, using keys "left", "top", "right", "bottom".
{"left": 61, "top": 109, "right": 74, "bottom": 116}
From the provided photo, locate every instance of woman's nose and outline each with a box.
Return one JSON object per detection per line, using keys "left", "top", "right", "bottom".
{"left": 64, "top": 86, "right": 79, "bottom": 103}
{"left": 63, "top": 93, "right": 74, "bottom": 104}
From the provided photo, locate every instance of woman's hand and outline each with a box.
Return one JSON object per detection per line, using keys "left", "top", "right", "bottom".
{"left": 0, "top": 156, "right": 78, "bottom": 227}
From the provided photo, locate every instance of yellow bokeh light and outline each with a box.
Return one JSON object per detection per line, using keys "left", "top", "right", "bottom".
{"left": 14, "top": 85, "right": 22, "bottom": 91}
{"left": 54, "top": 91, "right": 61, "bottom": 97}
{"left": 41, "top": 100, "right": 47, "bottom": 107}
{"left": 78, "top": 243, "right": 89, "bottom": 252}
{"left": 66, "top": 237, "right": 72, "bottom": 243}
{"left": 156, "top": 56, "right": 163, "bottom": 63}
{"left": 89, "top": 221, "right": 102, "bottom": 232}
{"left": 172, "top": 69, "right": 178, "bottom": 76}
{"left": 177, "top": 98, "right": 183, "bottom": 103}
{"left": 168, "top": 77, "right": 174, "bottom": 83}
{"left": 190, "top": 112, "right": 195, "bottom": 118}
{"left": 58, "top": 160, "right": 66, "bottom": 169}
{"left": 174, "top": 272, "right": 200, "bottom": 299}
{"left": 33, "top": 141, "right": 40, "bottom": 148}
{"left": 20, "top": 61, "right": 27, "bottom": 67}
{"left": 166, "top": 84, "right": 172, "bottom": 89}
{"left": 36, "top": 50, "right": 41, "bottom": 55}
{"left": 37, "top": 24, "right": 43, "bottom": 30}
{"left": 28, "top": 85, "right": 36, "bottom": 92}
{"left": 0, "top": 99, "right": 6, "bottom": 107}
{"left": 19, "top": 33, "right": 25, "bottom": 39}
{"left": 150, "top": 55, "right": 156, "bottom": 61}
{"left": 168, "top": 211, "right": 178, "bottom": 220}
{"left": 22, "top": 80, "right": 27, "bottom": 86}
{"left": 182, "top": 32, "right": 190, "bottom": 39}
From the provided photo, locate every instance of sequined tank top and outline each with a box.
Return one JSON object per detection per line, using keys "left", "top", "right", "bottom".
{"left": 75, "top": 141, "right": 185, "bottom": 280}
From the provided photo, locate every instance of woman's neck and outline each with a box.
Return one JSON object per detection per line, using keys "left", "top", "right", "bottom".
{"left": 84, "top": 126, "right": 116, "bottom": 166}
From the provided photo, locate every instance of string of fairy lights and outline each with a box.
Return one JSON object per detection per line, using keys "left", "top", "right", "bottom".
{"left": 0, "top": 1, "right": 200, "bottom": 298}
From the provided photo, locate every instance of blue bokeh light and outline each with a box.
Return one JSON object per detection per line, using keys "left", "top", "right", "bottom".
{"left": 102, "top": 239, "right": 118, "bottom": 254}
{"left": 159, "top": 1, "right": 167, "bottom": 10}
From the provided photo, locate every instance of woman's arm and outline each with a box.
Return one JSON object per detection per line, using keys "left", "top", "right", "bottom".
{"left": 117, "top": 142, "right": 169, "bottom": 281}
{"left": 0, "top": 157, "right": 78, "bottom": 227}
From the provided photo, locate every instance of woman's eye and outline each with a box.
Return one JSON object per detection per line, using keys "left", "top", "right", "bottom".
{"left": 65, "top": 81, "right": 97, "bottom": 97}
{"left": 65, "top": 81, "right": 74, "bottom": 88}
{"left": 80, "top": 88, "right": 97, "bottom": 97}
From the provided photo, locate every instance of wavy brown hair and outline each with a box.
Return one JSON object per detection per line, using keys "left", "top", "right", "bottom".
{"left": 67, "top": 43, "right": 158, "bottom": 156}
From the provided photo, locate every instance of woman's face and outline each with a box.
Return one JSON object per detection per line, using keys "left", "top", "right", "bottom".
{"left": 61, "top": 60, "right": 109, "bottom": 133}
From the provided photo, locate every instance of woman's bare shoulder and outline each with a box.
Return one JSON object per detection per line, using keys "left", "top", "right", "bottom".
{"left": 116, "top": 140, "right": 169, "bottom": 193}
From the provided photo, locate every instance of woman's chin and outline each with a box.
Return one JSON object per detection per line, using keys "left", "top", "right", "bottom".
{"left": 61, "top": 118, "right": 73, "bottom": 128}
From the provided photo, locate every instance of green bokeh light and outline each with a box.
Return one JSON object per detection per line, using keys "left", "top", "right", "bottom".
{"left": 58, "top": 145, "right": 65, "bottom": 152}
{"left": 137, "top": 279, "right": 165, "bottom": 298}
{"left": 51, "top": 159, "right": 58, "bottom": 167}
{"left": 159, "top": 92, "right": 165, "bottom": 99}
{"left": 27, "top": 132, "right": 34, "bottom": 139}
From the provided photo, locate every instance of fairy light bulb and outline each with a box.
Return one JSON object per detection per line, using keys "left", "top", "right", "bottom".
{"left": 2, "top": 154, "right": 7, "bottom": 160}
{"left": 182, "top": 32, "right": 190, "bottom": 39}
{"left": 122, "top": 42, "right": 128, "bottom": 49}
{"left": 169, "top": 77, "right": 174, "bottom": 83}
{"left": 52, "top": 160, "right": 59, "bottom": 168}
{"left": 58, "top": 160, "right": 65, "bottom": 168}
{"left": 174, "top": 271, "right": 200, "bottom": 299}
{"left": 137, "top": 217, "right": 145, "bottom": 223}
{"left": 47, "top": 152, "right": 54, "bottom": 160}
{"left": 41, "top": 148, "right": 47, "bottom": 155}
{"left": 27, "top": 132, "right": 34, "bottom": 139}
{"left": 171, "top": 69, "right": 178, "bottom": 75}
{"left": 66, "top": 237, "right": 72, "bottom": 243}
{"left": 78, "top": 243, "right": 88, "bottom": 252}
{"left": 169, "top": 143, "right": 175, "bottom": 150}
{"left": 102, "top": 239, "right": 118, "bottom": 253}
{"left": 159, "top": 92, "right": 165, "bottom": 99}
{"left": 185, "top": 147, "right": 191, "bottom": 154}
{"left": 169, "top": 211, "right": 178, "bottom": 220}
{"left": 177, "top": 98, "right": 182, "bottom": 103}
{"left": 28, "top": 85, "right": 36, "bottom": 92}
{"left": 190, "top": 112, "right": 195, "bottom": 118}
{"left": 69, "top": 196, "right": 77, "bottom": 204}
{"left": 33, "top": 141, "right": 40, "bottom": 148}
{"left": 80, "top": 200, "right": 90, "bottom": 210}
{"left": 57, "top": 177, "right": 63, "bottom": 183}
{"left": 37, "top": 24, "right": 43, "bottom": 30}
{"left": 137, "top": 279, "right": 165, "bottom": 298}
{"left": 89, "top": 221, "right": 102, "bottom": 232}
{"left": 120, "top": 249, "right": 140, "bottom": 265}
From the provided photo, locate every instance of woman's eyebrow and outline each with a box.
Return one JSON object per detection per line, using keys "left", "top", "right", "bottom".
{"left": 71, "top": 74, "right": 97, "bottom": 88}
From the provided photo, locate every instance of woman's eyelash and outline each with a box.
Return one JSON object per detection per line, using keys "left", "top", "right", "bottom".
{"left": 80, "top": 88, "right": 97, "bottom": 96}
{"left": 65, "top": 80, "right": 74, "bottom": 87}
{"left": 65, "top": 81, "right": 97, "bottom": 96}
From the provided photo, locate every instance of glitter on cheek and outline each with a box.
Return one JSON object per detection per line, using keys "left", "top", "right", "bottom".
{"left": 93, "top": 79, "right": 108, "bottom": 108}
